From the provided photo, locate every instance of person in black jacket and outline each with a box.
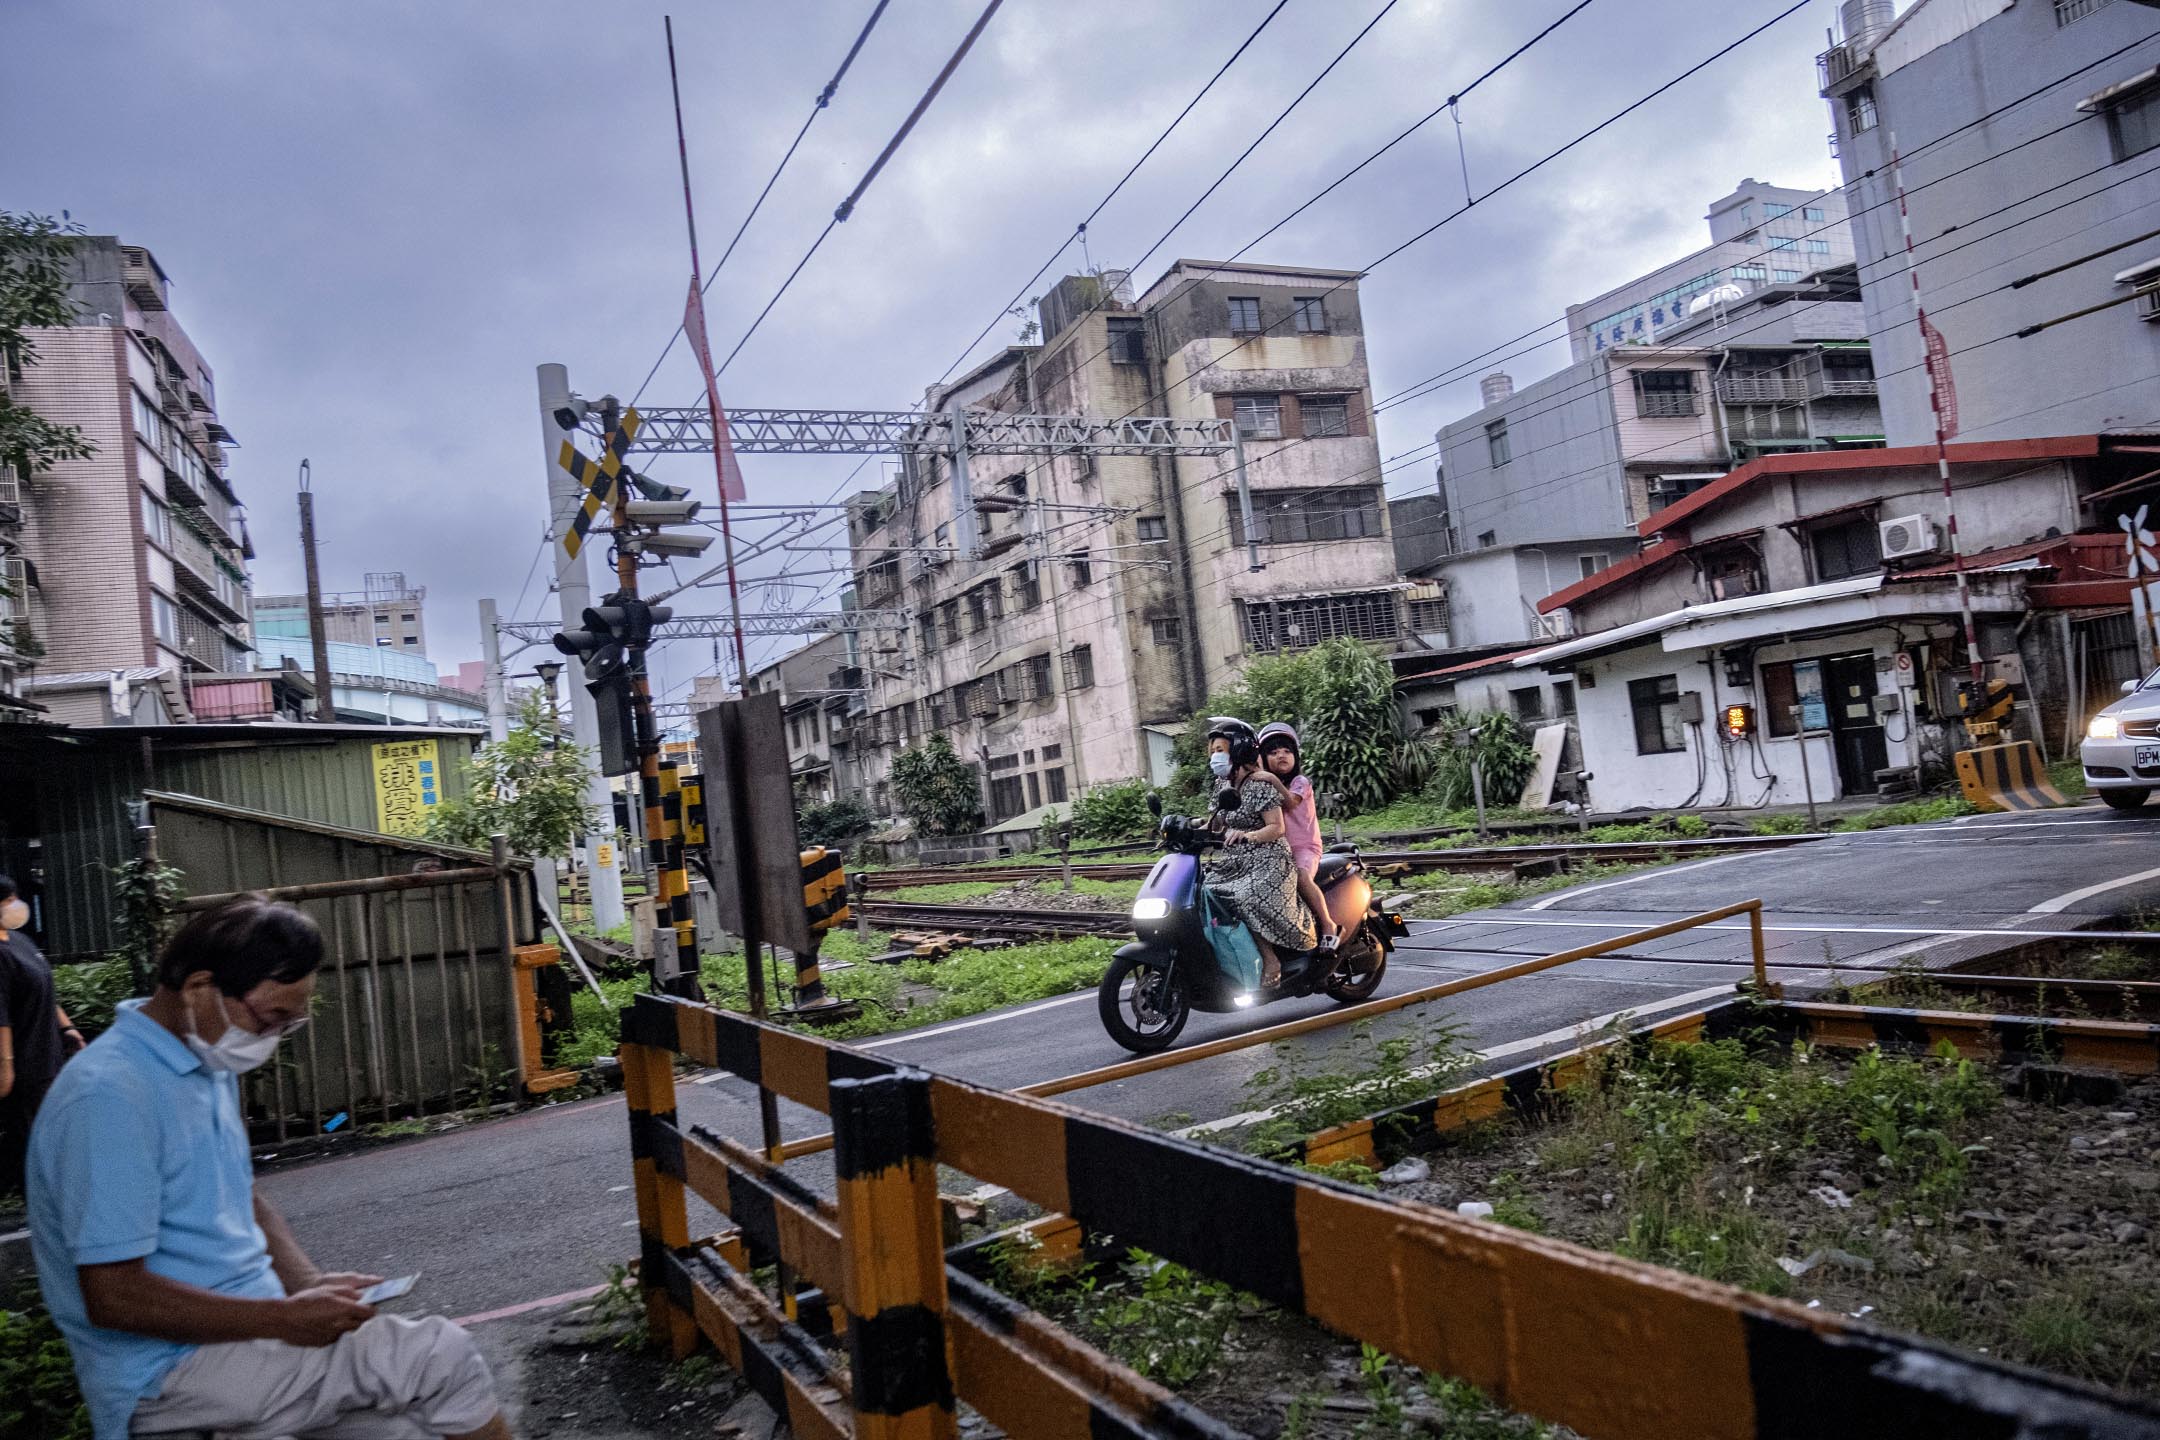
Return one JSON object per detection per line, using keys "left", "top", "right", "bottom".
{"left": 0, "top": 873, "right": 80, "bottom": 1200}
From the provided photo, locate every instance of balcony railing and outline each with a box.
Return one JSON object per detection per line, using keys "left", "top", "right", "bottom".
{"left": 1715, "top": 375, "right": 1810, "bottom": 403}
{"left": 1817, "top": 43, "right": 1871, "bottom": 95}
{"left": 1810, "top": 374, "right": 1879, "bottom": 398}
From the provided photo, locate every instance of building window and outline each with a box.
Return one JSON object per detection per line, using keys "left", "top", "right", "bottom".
{"left": 2109, "top": 83, "right": 2160, "bottom": 162}
{"left": 990, "top": 775, "right": 1025, "bottom": 821}
{"left": 1013, "top": 563, "right": 1043, "bottom": 610}
{"left": 1486, "top": 419, "right": 1511, "bottom": 467}
{"left": 1510, "top": 686, "right": 1543, "bottom": 723}
{"left": 939, "top": 600, "right": 961, "bottom": 644}
{"left": 1773, "top": 269, "right": 1800, "bottom": 283}
{"left": 1810, "top": 514, "right": 1882, "bottom": 581}
{"left": 1227, "top": 296, "right": 1263, "bottom": 333}
{"left": 1137, "top": 515, "right": 1168, "bottom": 543}
{"left": 375, "top": 637, "right": 392, "bottom": 647}
{"left": 141, "top": 491, "right": 170, "bottom": 549}
{"left": 1702, "top": 542, "right": 1765, "bottom": 600}
{"left": 1769, "top": 237, "right": 1799, "bottom": 251}
{"left": 1764, "top": 203, "right": 1792, "bottom": 219}
{"left": 1150, "top": 617, "right": 1181, "bottom": 647}
{"left": 1301, "top": 394, "right": 1350, "bottom": 437}
{"left": 1578, "top": 553, "right": 1606, "bottom": 580}
{"left": 1106, "top": 316, "right": 1147, "bottom": 364}
{"left": 1728, "top": 403, "right": 1809, "bottom": 441}
{"left": 1477, "top": 529, "right": 1497, "bottom": 548}
{"left": 1046, "top": 767, "right": 1068, "bottom": 803}
{"left": 1628, "top": 675, "right": 1685, "bottom": 755}
{"left": 1067, "top": 551, "right": 1092, "bottom": 588}
{"left": 966, "top": 588, "right": 990, "bottom": 635}
{"left": 151, "top": 591, "right": 181, "bottom": 647}
{"left": 373, "top": 613, "right": 389, "bottom": 624}
{"left": 1845, "top": 84, "right": 1878, "bottom": 134}
{"left": 2058, "top": 0, "right": 2116, "bottom": 24}
{"left": 918, "top": 611, "right": 937, "bottom": 653}
{"left": 1064, "top": 644, "right": 1095, "bottom": 691}
{"left": 1022, "top": 653, "right": 1054, "bottom": 699}
{"left": 1026, "top": 771, "right": 1043, "bottom": 809}
{"left": 1553, "top": 680, "right": 1577, "bottom": 717}
{"left": 1803, "top": 206, "right": 1827, "bottom": 221}
{"left": 1632, "top": 369, "right": 1698, "bottom": 417}
{"left": 1233, "top": 394, "right": 1282, "bottom": 439}
{"left": 1232, "top": 486, "right": 1383, "bottom": 546}
{"left": 401, "top": 636, "right": 420, "bottom": 646}
{"left": 1292, "top": 296, "right": 1326, "bottom": 332}
{"left": 1806, "top": 239, "right": 1831, "bottom": 255}
{"left": 1239, "top": 591, "right": 1401, "bottom": 652}
{"left": 1738, "top": 204, "right": 1753, "bottom": 227}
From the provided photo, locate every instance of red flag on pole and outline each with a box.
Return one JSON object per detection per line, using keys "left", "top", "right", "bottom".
{"left": 683, "top": 274, "right": 746, "bottom": 502}
{"left": 1919, "top": 312, "right": 1959, "bottom": 441}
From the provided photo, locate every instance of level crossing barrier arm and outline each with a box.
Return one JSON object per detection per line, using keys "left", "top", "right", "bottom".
{"left": 620, "top": 987, "right": 2160, "bottom": 1440}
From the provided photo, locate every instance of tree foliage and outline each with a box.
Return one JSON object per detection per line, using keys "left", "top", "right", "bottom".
{"left": 1433, "top": 711, "right": 1539, "bottom": 810}
{"left": 0, "top": 212, "right": 94, "bottom": 484}
{"left": 1069, "top": 778, "right": 1154, "bottom": 841}
{"left": 889, "top": 733, "right": 983, "bottom": 836}
{"left": 798, "top": 793, "right": 877, "bottom": 851}
{"left": 425, "top": 693, "right": 597, "bottom": 857}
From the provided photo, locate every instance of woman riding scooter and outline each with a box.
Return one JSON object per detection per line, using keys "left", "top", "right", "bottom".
{"left": 1204, "top": 718, "right": 1315, "bottom": 988}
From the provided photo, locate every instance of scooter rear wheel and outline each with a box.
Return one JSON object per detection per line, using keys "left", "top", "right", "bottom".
{"left": 1098, "top": 953, "right": 1191, "bottom": 1053}
{"left": 1323, "top": 925, "right": 1388, "bottom": 1003}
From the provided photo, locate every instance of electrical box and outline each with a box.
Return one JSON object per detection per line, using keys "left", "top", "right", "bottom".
{"left": 1678, "top": 691, "right": 1705, "bottom": 725}
{"left": 1871, "top": 693, "right": 1902, "bottom": 718}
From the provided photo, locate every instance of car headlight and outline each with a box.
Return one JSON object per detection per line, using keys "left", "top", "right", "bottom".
{"left": 2089, "top": 715, "right": 2122, "bottom": 740}
{"left": 1131, "top": 897, "right": 1170, "bottom": 921}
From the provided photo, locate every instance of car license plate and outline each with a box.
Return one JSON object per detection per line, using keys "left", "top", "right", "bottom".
{"left": 2138, "top": 745, "right": 2160, "bottom": 769}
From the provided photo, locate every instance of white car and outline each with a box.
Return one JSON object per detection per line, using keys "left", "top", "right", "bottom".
{"left": 2082, "top": 667, "right": 2160, "bottom": 810}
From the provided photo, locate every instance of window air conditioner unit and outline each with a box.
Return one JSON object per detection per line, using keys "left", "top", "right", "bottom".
{"left": 1878, "top": 513, "right": 1942, "bottom": 560}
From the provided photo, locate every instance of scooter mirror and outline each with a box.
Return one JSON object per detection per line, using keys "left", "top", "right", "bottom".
{"left": 1214, "top": 785, "right": 1241, "bottom": 813}
{"left": 1146, "top": 791, "right": 1163, "bottom": 817}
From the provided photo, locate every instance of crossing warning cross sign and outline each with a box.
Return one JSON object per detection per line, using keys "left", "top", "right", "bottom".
{"left": 559, "top": 409, "right": 642, "bottom": 558}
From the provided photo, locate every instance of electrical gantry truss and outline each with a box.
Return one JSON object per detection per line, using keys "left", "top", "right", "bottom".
{"left": 611, "top": 408, "right": 1236, "bottom": 458}
{"left": 498, "top": 611, "right": 910, "bottom": 646}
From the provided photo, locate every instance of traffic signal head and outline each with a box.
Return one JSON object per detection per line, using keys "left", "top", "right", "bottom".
{"left": 1721, "top": 703, "right": 1755, "bottom": 741}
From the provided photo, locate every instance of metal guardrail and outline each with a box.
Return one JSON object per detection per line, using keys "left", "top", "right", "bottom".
{"left": 619, "top": 986, "right": 2160, "bottom": 1439}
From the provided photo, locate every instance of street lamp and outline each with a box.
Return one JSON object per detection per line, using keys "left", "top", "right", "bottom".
{"left": 528, "top": 662, "right": 564, "bottom": 743}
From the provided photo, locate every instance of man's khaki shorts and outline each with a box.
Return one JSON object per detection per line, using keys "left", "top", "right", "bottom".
{"left": 131, "top": 1313, "right": 499, "bottom": 1439}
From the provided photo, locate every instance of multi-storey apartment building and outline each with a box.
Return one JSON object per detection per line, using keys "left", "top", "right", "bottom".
{"left": 743, "top": 631, "right": 865, "bottom": 806}
{"left": 845, "top": 261, "right": 1404, "bottom": 822}
{"left": 4, "top": 238, "right": 253, "bottom": 726}
{"left": 1820, "top": 0, "right": 2160, "bottom": 445}
{"left": 257, "top": 572, "right": 429, "bottom": 657}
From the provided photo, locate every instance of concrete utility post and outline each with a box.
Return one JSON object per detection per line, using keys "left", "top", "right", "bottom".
{"left": 538, "top": 362, "right": 625, "bottom": 933}
{"left": 478, "top": 597, "right": 510, "bottom": 743}
{"left": 296, "top": 460, "right": 336, "bottom": 723}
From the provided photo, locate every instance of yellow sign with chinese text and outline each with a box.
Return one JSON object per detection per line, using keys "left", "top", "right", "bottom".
{"left": 371, "top": 739, "right": 443, "bottom": 837}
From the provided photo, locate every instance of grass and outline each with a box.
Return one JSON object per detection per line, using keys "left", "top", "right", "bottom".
{"left": 2049, "top": 757, "right": 2091, "bottom": 800}
{"left": 1831, "top": 793, "right": 1977, "bottom": 830}
{"left": 884, "top": 880, "right": 1008, "bottom": 904}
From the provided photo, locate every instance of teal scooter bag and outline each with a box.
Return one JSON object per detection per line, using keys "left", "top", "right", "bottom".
{"left": 1200, "top": 886, "right": 1264, "bottom": 992}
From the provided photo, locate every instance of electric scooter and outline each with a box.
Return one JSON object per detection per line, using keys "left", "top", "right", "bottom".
{"left": 1097, "top": 792, "right": 1409, "bottom": 1053}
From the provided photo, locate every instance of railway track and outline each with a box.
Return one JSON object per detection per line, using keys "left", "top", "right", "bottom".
{"left": 859, "top": 831, "right": 1825, "bottom": 891}
{"left": 854, "top": 900, "right": 1128, "bottom": 939}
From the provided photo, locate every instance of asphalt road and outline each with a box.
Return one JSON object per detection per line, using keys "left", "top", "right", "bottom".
{"left": 224, "top": 803, "right": 2160, "bottom": 1322}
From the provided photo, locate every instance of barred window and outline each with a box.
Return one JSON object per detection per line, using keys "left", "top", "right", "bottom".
{"left": 1301, "top": 395, "right": 1349, "bottom": 437}
{"left": 1239, "top": 590, "right": 1402, "bottom": 652}
{"left": 1150, "top": 617, "right": 1181, "bottom": 646}
{"left": 1231, "top": 487, "right": 1383, "bottom": 546}
{"left": 1232, "top": 394, "right": 1282, "bottom": 440}
{"left": 1013, "top": 563, "right": 1043, "bottom": 609}
{"left": 1064, "top": 644, "right": 1095, "bottom": 691}
{"left": 939, "top": 600, "right": 961, "bottom": 644}
{"left": 1632, "top": 370, "right": 1697, "bottom": 418}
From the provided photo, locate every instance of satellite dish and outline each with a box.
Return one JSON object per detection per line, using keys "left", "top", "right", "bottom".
{"left": 1687, "top": 284, "right": 1746, "bottom": 316}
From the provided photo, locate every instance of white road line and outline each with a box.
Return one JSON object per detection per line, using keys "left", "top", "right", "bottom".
{"left": 0, "top": 1227, "right": 27, "bottom": 1246}
{"left": 1526, "top": 854, "right": 1745, "bottom": 910}
{"left": 2028, "top": 865, "right": 2160, "bottom": 915}
{"left": 1406, "top": 917, "right": 2124, "bottom": 942}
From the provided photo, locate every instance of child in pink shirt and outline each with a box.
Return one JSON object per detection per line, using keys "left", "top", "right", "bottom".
{"left": 1258, "top": 724, "right": 1337, "bottom": 951}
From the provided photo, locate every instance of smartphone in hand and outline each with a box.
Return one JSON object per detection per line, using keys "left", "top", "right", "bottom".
{"left": 357, "top": 1274, "right": 419, "bottom": 1306}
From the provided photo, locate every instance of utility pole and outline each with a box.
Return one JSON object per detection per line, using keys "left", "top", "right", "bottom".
{"left": 478, "top": 597, "right": 510, "bottom": 742}
{"left": 296, "top": 459, "right": 336, "bottom": 723}
{"left": 538, "top": 363, "right": 625, "bottom": 934}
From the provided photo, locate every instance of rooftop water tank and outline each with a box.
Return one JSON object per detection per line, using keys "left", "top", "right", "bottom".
{"left": 1480, "top": 372, "right": 1514, "bottom": 406}
{"left": 1841, "top": 0, "right": 1895, "bottom": 51}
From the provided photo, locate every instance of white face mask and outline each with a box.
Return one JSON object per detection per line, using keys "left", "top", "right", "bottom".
{"left": 1209, "top": 752, "right": 1233, "bottom": 779}
{"left": 0, "top": 898, "right": 28, "bottom": 932}
{"left": 184, "top": 992, "right": 284, "bottom": 1075}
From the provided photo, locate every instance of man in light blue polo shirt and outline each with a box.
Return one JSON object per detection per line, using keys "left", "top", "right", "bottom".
{"left": 27, "top": 897, "right": 512, "bottom": 1439}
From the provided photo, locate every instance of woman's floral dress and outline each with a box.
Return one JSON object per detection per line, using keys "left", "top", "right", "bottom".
{"left": 1208, "top": 775, "right": 1316, "bottom": 952}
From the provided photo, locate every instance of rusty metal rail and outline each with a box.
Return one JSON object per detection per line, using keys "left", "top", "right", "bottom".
{"left": 620, "top": 992, "right": 2160, "bottom": 1440}
{"left": 854, "top": 901, "right": 1126, "bottom": 939}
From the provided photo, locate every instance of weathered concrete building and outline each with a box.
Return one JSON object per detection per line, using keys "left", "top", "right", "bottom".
{"left": 743, "top": 631, "right": 864, "bottom": 805}
{"left": 1821, "top": 0, "right": 2160, "bottom": 446}
{"left": 846, "top": 261, "right": 1404, "bottom": 822}
{"left": 257, "top": 572, "right": 429, "bottom": 658}
{"left": 4, "top": 238, "right": 254, "bottom": 724}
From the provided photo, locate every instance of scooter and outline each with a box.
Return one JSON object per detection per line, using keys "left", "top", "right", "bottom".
{"left": 1097, "top": 792, "right": 1410, "bottom": 1053}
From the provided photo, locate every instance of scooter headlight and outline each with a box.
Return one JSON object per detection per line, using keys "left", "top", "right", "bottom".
{"left": 1131, "top": 897, "right": 1171, "bottom": 921}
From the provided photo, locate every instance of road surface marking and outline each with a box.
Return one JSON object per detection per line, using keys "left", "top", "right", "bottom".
{"left": 691, "top": 991, "right": 1101, "bottom": 1082}
{"left": 1405, "top": 917, "right": 2144, "bottom": 942}
{"left": 2027, "top": 864, "right": 2160, "bottom": 915}
{"left": 1526, "top": 854, "right": 1745, "bottom": 910}
{"left": 453, "top": 1283, "right": 609, "bottom": 1327}
{"left": 0, "top": 1228, "right": 26, "bottom": 1247}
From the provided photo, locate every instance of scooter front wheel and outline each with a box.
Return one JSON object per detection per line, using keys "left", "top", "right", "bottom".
{"left": 1323, "top": 924, "right": 1388, "bottom": 1003}
{"left": 1098, "top": 952, "right": 1191, "bottom": 1054}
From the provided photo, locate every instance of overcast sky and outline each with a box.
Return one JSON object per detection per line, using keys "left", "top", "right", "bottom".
{"left": 6, "top": 0, "right": 1842, "bottom": 711}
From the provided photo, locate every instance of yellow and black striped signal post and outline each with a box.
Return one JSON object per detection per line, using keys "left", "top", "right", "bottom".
{"left": 783, "top": 848, "right": 855, "bottom": 1019}
{"left": 830, "top": 1071, "right": 957, "bottom": 1440}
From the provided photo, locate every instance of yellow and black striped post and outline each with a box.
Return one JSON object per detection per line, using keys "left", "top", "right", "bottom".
{"left": 1954, "top": 738, "right": 2067, "bottom": 812}
{"left": 658, "top": 761, "right": 698, "bottom": 986}
{"left": 785, "top": 848, "right": 852, "bottom": 1016}
{"left": 620, "top": 1033, "right": 698, "bottom": 1359}
{"left": 831, "top": 1070, "right": 956, "bottom": 1440}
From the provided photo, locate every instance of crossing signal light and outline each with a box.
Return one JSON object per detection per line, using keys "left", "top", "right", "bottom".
{"left": 1721, "top": 703, "right": 1755, "bottom": 741}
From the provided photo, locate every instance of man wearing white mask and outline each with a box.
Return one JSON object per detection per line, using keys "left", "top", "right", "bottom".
{"left": 26, "top": 897, "right": 514, "bottom": 1439}
{"left": 1, "top": 871, "right": 81, "bottom": 1201}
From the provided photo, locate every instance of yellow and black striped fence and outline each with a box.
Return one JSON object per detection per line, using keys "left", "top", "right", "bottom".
{"left": 619, "top": 991, "right": 2160, "bottom": 1440}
